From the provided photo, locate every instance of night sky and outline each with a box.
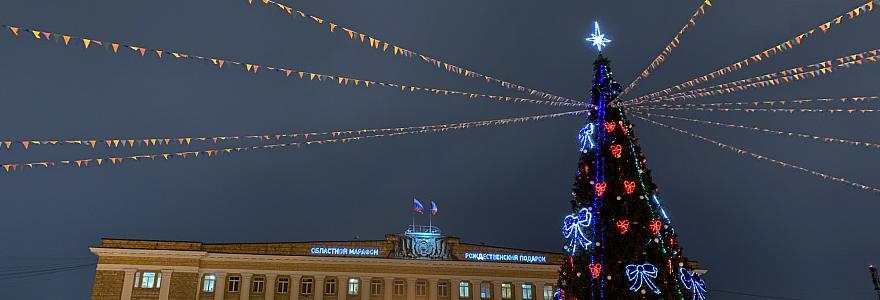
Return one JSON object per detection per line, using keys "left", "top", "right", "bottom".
{"left": 1, "top": 0, "right": 878, "bottom": 299}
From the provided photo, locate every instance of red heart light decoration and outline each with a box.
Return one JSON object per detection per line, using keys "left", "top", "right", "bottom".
{"left": 604, "top": 121, "right": 616, "bottom": 133}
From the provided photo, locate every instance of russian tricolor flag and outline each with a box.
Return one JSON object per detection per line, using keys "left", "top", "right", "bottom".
{"left": 431, "top": 201, "right": 439, "bottom": 215}
{"left": 413, "top": 198, "right": 424, "bottom": 214}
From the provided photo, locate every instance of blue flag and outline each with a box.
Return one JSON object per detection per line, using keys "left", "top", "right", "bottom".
{"left": 413, "top": 198, "right": 424, "bottom": 214}
{"left": 431, "top": 201, "right": 439, "bottom": 215}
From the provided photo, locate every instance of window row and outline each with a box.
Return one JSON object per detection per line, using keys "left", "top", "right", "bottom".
{"left": 199, "top": 274, "right": 550, "bottom": 300}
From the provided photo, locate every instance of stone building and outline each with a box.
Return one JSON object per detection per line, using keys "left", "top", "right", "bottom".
{"left": 90, "top": 226, "right": 563, "bottom": 300}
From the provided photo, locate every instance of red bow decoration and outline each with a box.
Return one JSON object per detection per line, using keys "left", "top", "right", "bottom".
{"left": 610, "top": 144, "right": 622, "bottom": 158}
{"left": 623, "top": 180, "right": 636, "bottom": 194}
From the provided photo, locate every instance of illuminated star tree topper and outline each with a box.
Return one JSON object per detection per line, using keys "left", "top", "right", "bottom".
{"left": 586, "top": 21, "right": 611, "bottom": 52}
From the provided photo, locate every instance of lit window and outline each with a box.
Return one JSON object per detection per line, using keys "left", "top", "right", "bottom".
{"left": 542, "top": 286, "right": 553, "bottom": 300}
{"left": 253, "top": 276, "right": 265, "bottom": 294}
{"left": 501, "top": 283, "right": 512, "bottom": 300}
{"left": 326, "top": 278, "right": 338, "bottom": 295}
{"left": 416, "top": 280, "right": 427, "bottom": 296}
{"left": 134, "top": 271, "right": 161, "bottom": 289}
{"left": 521, "top": 284, "right": 533, "bottom": 300}
{"left": 228, "top": 276, "right": 241, "bottom": 292}
{"left": 202, "top": 274, "right": 216, "bottom": 292}
{"left": 394, "top": 279, "right": 406, "bottom": 296}
{"left": 458, "top": 281, "right": 470, "bottom": 298}
{"left": 278, "top": 277, "right": 290, "bottom": 294}
{"left": 438, "top": 281, "right": 449, "bottom": 297}
{"left": 480, "top": 282, "right": 490, "bottom": 299}
{"left": 371, "top": 279, "right": 383, "bottom": 296}
{"left": 301, "top": 278, "right": 314, "bottom": 295}
{"left": 349, "top": 278, "right": 360, "bottom": 295}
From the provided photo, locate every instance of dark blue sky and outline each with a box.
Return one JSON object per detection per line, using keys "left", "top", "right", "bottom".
{"left": 1, "top": 0, "right": 878, "bottom": 299}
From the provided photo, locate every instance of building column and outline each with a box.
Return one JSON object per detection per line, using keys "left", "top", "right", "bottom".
{"left": 120, "top": 269, "right": 136, "bottom": 300}
{"left": 492, "top": 281, "right": 502, "bottom": 300}
{"left": 158, "top": 269, "right": 174, "bottom": 300}
{"left": 470, "top": 281, "right": 479, "bottom": 300}
{"left": 406, "top": 278, "right": 416, "bottom": 300}
{"left": 214, "top": 273, "right": 228, "bottom": 300}
{"left": 266, "top": 274, "right": 278, "bottom": 300}
{"left": 383, "top": 277, "right": 394, "bottom": 300}
{"left": 513, "top": 282, "right": 523, "bottom": 300}
{"left": 290, "top": 275, "right": 302, "bottom": 300}
{"left": 427, "top": 279, "right": 438, "bottom": 300}
{"left": 534, "top": 282, "right": 545, "bottom": 300}
{"left": 241, "top": 273, "right": 253, "bottom": 300}
{"left": 315, "top": 275, "right": 326, "bottom": 300}
{"left": 339, "top": 276, "right": 350, "bottom": 300}
{"left": 361, "top": 277, "right": 372, "bottom": 300}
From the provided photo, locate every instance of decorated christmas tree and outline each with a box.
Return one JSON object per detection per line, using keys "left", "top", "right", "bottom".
{"left": 557, "top": 26, "right": 707, "bottom": 300}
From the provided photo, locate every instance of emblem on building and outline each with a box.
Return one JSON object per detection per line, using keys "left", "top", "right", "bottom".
{"left": 393, "top": 225, "right": 450, "bottom": 260}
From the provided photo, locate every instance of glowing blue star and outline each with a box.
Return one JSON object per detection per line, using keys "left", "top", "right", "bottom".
{"left": 586, "top": 21, "right": 611, "bottom": 51}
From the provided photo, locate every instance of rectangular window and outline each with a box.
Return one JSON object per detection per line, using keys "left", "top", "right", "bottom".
{"left": 542, "top": 286, "right": 553, "bottom": 300}
{"left": 501, "top": 283, "right": 512, "bottom": 300}
{"left": 135, "top": 271, "right": 161, "bottom": 289}
{"left": 278, "top": 277, "right": 290, "bottom": 294}
{"left": 253, "top": 276, "right": 265, "bottom": 294}
{"left": 416, "top": 280, "right": 427, "bottom": 296}
{"left": 458, "top": 281, "right": 470, "bottom": 299}
{"left": 349, "top": 278, "right": 360, "bottom": 295}
{"left": 228, "top": 276, "right": 241, "bottom": 292}
{"left": 521, "top": 284, "right": 533, "bottom": 300}
{"left": 301, "top": 278, "right": 314, "bottom": 295}
{"left": 438, "top": 282, "right": 449, "bottom": 297}
{"left": 371, "top": 279, "right": 383, "bottom": 296}
{"left": 202, "top": 274, "right": 216, "bottom": 292}
{"left": 394, "top": 279, "right": 406, "bottom": 296}
{"left": 480, "top": 282, "right": 490, "bottom": 299}
{"left": 326, "top": 278, "right": 338, "bottom": 295}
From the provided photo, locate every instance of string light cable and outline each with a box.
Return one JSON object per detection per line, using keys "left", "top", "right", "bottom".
{"left": 629, "top": 106, "right": 879, "bottom": 114}
{"left": 629, "top": 111, "right": 880, "bottom": 194}
{"left": 620, "top": 0, "right": 713, "bottom": 97}
{"left": 0, "top": 109, "right": 588, "bottom": 173}
{"left": 0, "top": 25, "right": 587, "bottom": 109}
{"left": 635, "top": 111, "right": 880, "bottom": 150}
{"left": 2, "top": 111, "right": 588, "bottom": 151}
{"left": 623, "top": 0, "right": 878, "bottom": 104}
{"left": 628, "top": 96, "right": 879, "bottom": 109}
{"left": 244, "top": 0, "right": 584, "bottom": 105}
{"left": 623, "top": 48, "right": 880, "bottom": 107}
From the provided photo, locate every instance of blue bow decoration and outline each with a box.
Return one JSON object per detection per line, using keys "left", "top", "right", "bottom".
{"left": 562, "top": 208, "right": 592, "bottom": 254}
{"left": 578, "top": 123, "right": 596, "bottom": 152}
{"left": 679, "top": 268, "right": 707, "bottom": 300}
{"left": 625, "top": 263, "right": 661, "bottom": 294}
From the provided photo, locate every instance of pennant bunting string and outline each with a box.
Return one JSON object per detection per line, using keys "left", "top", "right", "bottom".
{"left": 623, "top": 48, "right": 880, "bottom": 106}
{"left": 624, "top": 0, "right": 879, "bottom": 103}
{"left": 620, "top": 0, "right": 713, "bottom": 97}
{"left": 629, "top": 106, "right": 880, "bottom": 114}
{"left": 631, "top": 96, "right": 879, "bottom": 109}
{"left": 247, "top": 0, "right": 583, "bottom": 105}
{"left": 635, "top": 111, "right": 880, "bottom": 150}
{"left": 0, "top": 24, "right": 586, "bottom": 109}
{"left": 0, "top": 110, "right": 588, "bottom": 173}
{"left": 1, "top": 110, "right": 588, "bottom": 151}
{"left": 630, "top": 113, "right": 880, "bottom": 194}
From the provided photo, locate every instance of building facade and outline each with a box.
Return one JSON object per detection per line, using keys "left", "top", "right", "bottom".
{"left": 90, "top": 226, "right": 564, "bottom": 300}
